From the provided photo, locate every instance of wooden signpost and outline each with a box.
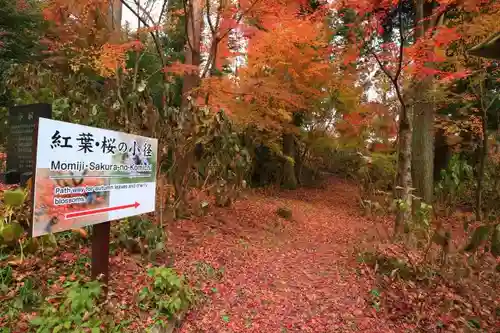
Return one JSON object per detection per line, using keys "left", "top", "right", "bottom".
{"left": 29, "top": 117, "right": 158, "bottom": 293}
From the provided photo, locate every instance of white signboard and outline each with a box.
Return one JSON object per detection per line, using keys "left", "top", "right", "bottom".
{"left": 31, "top": 118, "right": 157, "bottom": 237}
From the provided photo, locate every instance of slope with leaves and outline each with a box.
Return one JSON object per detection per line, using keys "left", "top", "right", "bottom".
{"left": 169, "top": 178, "right": 398, "bottom": 332}
{"left": 161, "top": 176, "right": 499, "bottom": 332}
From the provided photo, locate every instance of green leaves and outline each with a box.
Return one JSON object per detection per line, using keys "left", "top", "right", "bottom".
{"left": 0, "top": 265, "right": 13, "bottom": 294}
{"left": 139, "top": 266, "right": 194, "bottom": 320}
{"left": 0, "top": 223, "right": 23, "bottom": 244}
{"left": 1, "top": 188, "right": 28, "bottom": 245}
{"left": 3, "top": 189, "right": 26, "bottom": 207}
{"left": 30, "top": 317, "right": 44, "bottom": 326}
{"left": 30, "top": 280, "right": 102, "bottom": 333}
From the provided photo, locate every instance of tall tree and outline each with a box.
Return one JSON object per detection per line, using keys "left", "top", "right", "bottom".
{"left": 199, "top": 0, "right": 335, "bottom": 187}
{"left": 333, "top": 0, "right": 468, "bottom": 231}
{"left": 409, "top": 0, "right": 496, "bottom": 205}
{"left": 440, "top": 1, "right": 500, "bottom": 219}
{"left": 411, "top": 0, "right": 439, "bottom": 205}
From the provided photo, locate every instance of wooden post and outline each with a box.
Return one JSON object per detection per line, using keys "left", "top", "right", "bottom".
{"left": 91, "top": 221, "right": 111, "bottom": 295}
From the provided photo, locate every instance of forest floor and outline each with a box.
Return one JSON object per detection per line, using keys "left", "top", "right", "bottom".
{"left": 162, "top": 178, "right": 397, "bottom": 332}
{"left": 4, "top": 177, "right": 497, "bottom": 332}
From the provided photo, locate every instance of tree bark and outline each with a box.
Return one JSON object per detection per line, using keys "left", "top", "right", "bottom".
{"left": 395, "top": 115, "right": 413, "bottom": 235}
{"left": 108, "top": 0, "right": 123, "bottom": 32}
{"left": 181, "top": 0, "right": 203, "bottom": 111}
{"left": 370, "top": 0, "right": 413, "bottom": 234}
{"left": 411, "top": 0, "right": 436, "bottom": 206}
{"left": 475, "top": 127, "right": 487, "bottom": 222}
{"left": 476, "top": 82, "right": 488, "bottom": 221}
{"left": 412, "top": 81, "right": 435, "bottom": 204}
{"left": 434, "top": 127, "right": 454, "bottom": 188}
{"left": 282, "top": 132, "right": 298, "bottom": 189}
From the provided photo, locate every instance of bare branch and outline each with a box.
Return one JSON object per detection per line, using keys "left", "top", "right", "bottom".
{"left": 369, "top": 0, "right": 406, "bottom": 118}
{"left": 202, "top": 0, "right": 262, "bottom": 77}
{"left": 121, "top": 0, "right": 151, "bottom": 29}
{"left": 158, "top": 0, "right": 169, "bottom": 26}
{"left": 371, "top": 50, "right": 394, "bottom": 82}
{"left": 393, "top": 0, "right": 404, "bottom": 82}
{"left": 131, "top": 0, "right": 157, "bottom": 27}
{"left": 120, "top": 0, "right": 166, "bottom": 66}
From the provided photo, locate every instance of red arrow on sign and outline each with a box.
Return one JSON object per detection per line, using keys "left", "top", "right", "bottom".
{"left": 65, "top": 202, "right": 140, "bottom": 219}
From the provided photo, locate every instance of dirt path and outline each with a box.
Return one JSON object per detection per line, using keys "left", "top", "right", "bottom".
{"left": 169, "top": 178, "right": 398, "bottom": 332}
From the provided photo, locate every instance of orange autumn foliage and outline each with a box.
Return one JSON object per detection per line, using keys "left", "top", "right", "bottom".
{"left": 98, "top": 41, "right": 144, "bottom": 77}
{"left": 202, "top": 0, "right": 288, "bottom": 75}
{"left": 42, "top": 0, "right": 137, "bottom": 77}
{"left": 337, "top": 0, "right": 498, "bottom": 83}
{"left": 453, "top": 1, "right": 500, "bottom": 55}
{"left": 200, "top": 7, "right": 335, "bottom": 129}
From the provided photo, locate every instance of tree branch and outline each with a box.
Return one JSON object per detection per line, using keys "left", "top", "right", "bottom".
{"left": 370, "top": 50, "right": 395, "bottom": 83}
{"left": 485, "top": 93, "right": 498, "bottom": 112}
{"left": 218, "top": 0, "right": 261, "bottom": 41}
{"left": 369, "top": 0, "right": 406, "bottom": 120}
{"left": 121, "top": 0, "right": 150, "bottom": 30}
{"left": 394, "top": 0, "right": 404, "bottom": 82}
{"left": 158, "top": 0, "right": 169, "bottom": 26}
{"left": 182, "top": 0, "right": 194, "bottom": 52}
{"left": 201, "top": 0, "right": 261, "bottom": 78}
{"left": 132, "top": 0, "right": 157, "bottom": 27}
{"left": 120, "top": 0, "right": 166, "bottom": 67}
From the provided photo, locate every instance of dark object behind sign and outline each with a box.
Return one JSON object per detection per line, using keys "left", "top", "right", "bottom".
{"left": 5, "top": 170, "right": 20, "bottom": 184}
{"left": 6, "top": 104, "right": 52, "bottom": 183}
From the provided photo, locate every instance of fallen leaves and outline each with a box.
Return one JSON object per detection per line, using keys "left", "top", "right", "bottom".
{"left": 168, "top": 178, "right": 397, "bottom": 332}
{"left": 3, "top": 177, "right": 497, "bottom": 332}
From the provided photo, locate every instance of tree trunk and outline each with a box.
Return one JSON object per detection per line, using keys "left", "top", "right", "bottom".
{"left": 181, "top": 0, "right": 203, "bottom": 111}
{"left": 282, "top": 132, "right": 297, "bottom": 189}
{"left": 476, "top": 85, "right": 488, "bottom": 221}
{"left": 411, "top": 0, "right": 437, "bottom": 206}
{"left": 108, "top": 0, "right": 123, "bottom": 32}
{"left": 412, "top": 83, "right": 435, "bottom": 204}
{"left": 434, "top": 127, "right": 451, "bottom": 182}
{"left": 395, "top": 116, "right": 413, "bottom": 235}
{"left": 476, "top": 133, "right": 487, "bottom": 222}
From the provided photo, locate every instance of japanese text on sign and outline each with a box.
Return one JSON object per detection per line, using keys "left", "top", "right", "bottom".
{"left": 50, "top": 131, "right": 154, "bottom": 157}
{"left": 31, "top": 118, "right": 158, "bottom": 238}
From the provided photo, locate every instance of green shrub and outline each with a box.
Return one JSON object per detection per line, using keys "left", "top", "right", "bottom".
{"left": 0, "top": 265, "right": 13, "bottom": 294}
{"left": 358, "top": 152, "right": 396, "bottom": 193}
{"left": 481, "top": 159, "right": 500, "bottom": 218}
{"left": 326, "top": 149, "right": 362, "bottom": 179}
{"left": 16, "top": 278, "right": 41, "bottom": 310}
{"left": 138, "top": 266, "right": 194, "bottom": 321}
{"left": 1, "top": 188, "right": 28, "bottom": 246}
{"left": 435, "top": 154, "right": 474, "bottom": 214}
{"left": 30, "top": 280, "right": 104, "bottom": 333}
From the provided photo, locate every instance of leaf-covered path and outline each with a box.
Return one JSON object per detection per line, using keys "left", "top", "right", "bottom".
{"left": 169, "top": 178, "right": 397, "bottom": 332}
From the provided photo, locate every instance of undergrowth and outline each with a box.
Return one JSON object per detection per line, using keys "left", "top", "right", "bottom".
{"left": 358, "top": 238, "right": 499, "bottom": 332}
